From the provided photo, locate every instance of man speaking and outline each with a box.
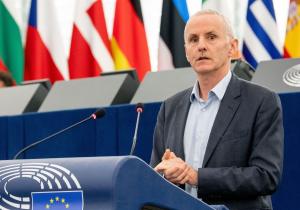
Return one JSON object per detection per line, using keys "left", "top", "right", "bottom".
{"left": 150, "top": 10, "right": 284, "bottom": 210}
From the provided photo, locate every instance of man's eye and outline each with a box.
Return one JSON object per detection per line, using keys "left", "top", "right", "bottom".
{"left": 189, "top": 37, "right": 198, "bottom": 43}
{"left": 208, "top": 35, "right": 216, "bottom": 40}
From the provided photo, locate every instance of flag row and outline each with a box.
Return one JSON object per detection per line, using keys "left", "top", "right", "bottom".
{"left": 0, "top": 0, "right": 299, "bottom": 85}
{"left": 0, "top": 0, "right": 153, "bottom": 84}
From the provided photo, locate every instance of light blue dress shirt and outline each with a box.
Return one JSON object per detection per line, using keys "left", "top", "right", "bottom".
{"left": 184, "top": 71, "right": 232, "bottom": 197}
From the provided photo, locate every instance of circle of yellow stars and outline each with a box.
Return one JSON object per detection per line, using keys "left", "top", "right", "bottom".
{"left": 45, "top": 196, "right": 70, "bottom": 209}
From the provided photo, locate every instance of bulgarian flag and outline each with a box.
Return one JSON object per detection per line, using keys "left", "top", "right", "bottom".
{"left": 202, "top": 0, "right": 231, "bottom": 15}
{"left": 0, "top": 0, "right": 24, "bottom": 84}
{"left": 284, "top": 0, "right": 300, "bottom": 58}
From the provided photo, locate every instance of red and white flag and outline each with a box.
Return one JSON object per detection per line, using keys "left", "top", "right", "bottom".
{"left": 68, "top": 0, "right": 114, "bottom": 79}
{"left": 25, "top": 0, "right": 69, "bottom": 83}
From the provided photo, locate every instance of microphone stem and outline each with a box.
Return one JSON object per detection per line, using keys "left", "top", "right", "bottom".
{"left": 130, "top": 112, "right": 141, "bottom": 155}
{"left": 13, "top": 115, "right": 92, "bottom": 160}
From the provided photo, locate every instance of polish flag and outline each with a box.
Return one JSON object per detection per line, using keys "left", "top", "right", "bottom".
{"left": 25, "top": 0, "right": 69, "bottom": 83}
{"left": 68, "top": 0, "right": 114, "bottom": 79}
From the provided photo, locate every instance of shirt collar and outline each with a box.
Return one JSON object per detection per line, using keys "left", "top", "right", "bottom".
{"left": 190, "top": 70, "right": 232, "bottom": 102}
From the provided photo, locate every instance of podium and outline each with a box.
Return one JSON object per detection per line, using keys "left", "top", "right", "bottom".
{"left": 0, "top": 156, "right": 227, "bottom": 210}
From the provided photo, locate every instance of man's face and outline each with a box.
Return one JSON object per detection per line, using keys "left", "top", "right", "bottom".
{"left": 184, "top": 14, "right": 237, "bottom": 75}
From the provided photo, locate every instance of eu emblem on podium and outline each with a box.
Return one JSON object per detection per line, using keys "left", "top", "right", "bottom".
{"left": 31, "top": 191, "right": 83, "bottom": 210}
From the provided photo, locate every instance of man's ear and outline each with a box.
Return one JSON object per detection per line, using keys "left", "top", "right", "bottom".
{"left": 185, "top": 44, "right": 190, "bottom": 62}
{"left": 229, "top": 38, "right": 239, "bottom": 58}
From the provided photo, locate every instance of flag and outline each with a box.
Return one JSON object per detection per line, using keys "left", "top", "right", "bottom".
{"left": 284, "top": 0, "right": 300, "bottom": 58}
{"left": 202, "top": 0, "right": 232, "bottom": 22}
{"left": 158, "top": 0, "right": 190, "bottom": 70}
{"left": 111, "top": 0, "right": 151, "bottom": 81}
{"left": 25, "top": 0, "right": 68, "bottom": 83}
{"left": 0, "top": 59, "right": 7, "bottom": 71}
{"left": 242, "top": 0, "right": 282, "bottom": 69}
{"left": 32, "top": 191, "right": 83, "bottom": 210}
{"left": 0, "top": 0, "right": 24, "bottom": 84}
{"left": 68, "top": 0, "right": 114, "bottom": 79}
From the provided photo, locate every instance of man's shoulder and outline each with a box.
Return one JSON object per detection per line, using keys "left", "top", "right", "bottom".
{"left": 236, "top": 76, "right": 276, "bottom": 97}
{"left": 164, "top": 87, "right": 193, "bottom": 104}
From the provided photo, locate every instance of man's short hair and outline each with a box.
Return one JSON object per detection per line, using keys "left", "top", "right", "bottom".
{"left": 184, "top": 9, "right": 235, "bottom": 39}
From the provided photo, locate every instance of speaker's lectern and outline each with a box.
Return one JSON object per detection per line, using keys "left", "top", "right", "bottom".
{"left": 0, "top": 156, "right": 227, "bottom": 210}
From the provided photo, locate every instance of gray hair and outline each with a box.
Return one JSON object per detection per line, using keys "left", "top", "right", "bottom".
{"left": 184, "top": 9, "right": 235, "bottom": 39}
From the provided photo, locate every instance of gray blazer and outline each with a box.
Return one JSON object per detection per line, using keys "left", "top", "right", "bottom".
{"left": 150, "top": 75, "right": 284, "bottom": 210}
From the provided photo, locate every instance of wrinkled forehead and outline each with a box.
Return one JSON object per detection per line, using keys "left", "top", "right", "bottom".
{"left": 184, "top": 13, "right": 231, "bottom": 39}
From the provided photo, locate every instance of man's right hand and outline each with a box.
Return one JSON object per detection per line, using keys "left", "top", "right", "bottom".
{"left": 161, "top": 148, "right": 176, "bottom": 161}
{"left": 154, "top": 149, "right": 198, "bottom": 186}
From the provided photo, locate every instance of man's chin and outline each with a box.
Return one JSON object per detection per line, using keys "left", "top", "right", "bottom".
{"left": 193, "top": 66, "right": 214, "bottom": 74}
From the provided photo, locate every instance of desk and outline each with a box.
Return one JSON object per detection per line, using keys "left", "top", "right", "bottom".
{"left": 0, "top": 103, "right": 160, "bottom": 161}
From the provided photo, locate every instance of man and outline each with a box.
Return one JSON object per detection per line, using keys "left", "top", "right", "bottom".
{"left": 150, "top": 10, "right": 284, "bottom": 210}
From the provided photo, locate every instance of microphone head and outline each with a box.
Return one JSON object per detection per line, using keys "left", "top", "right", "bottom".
{"left": 92, "top": 108, "right": 106, "bottom": 119}
{"left": 136, "top": 103, "right": 144, "bottom": 113}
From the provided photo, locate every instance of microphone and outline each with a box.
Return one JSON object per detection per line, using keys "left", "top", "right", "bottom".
{"left": 130, "top": 103, "right": 144, "bottom": 155}
{"left": 13, "top": 108, "right": 106, "bottom": 160}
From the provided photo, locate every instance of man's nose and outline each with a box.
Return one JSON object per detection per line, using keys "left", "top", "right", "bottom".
{"left": 197, "top": 38, "right": 207, "bottom": 51}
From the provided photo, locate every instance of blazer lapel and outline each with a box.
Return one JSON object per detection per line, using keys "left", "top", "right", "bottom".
{"left": 171, "top": 88, "right": 192, "bottom": 160}
{"left": 202, "top": 75, "right": 241, "bottom": 166}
